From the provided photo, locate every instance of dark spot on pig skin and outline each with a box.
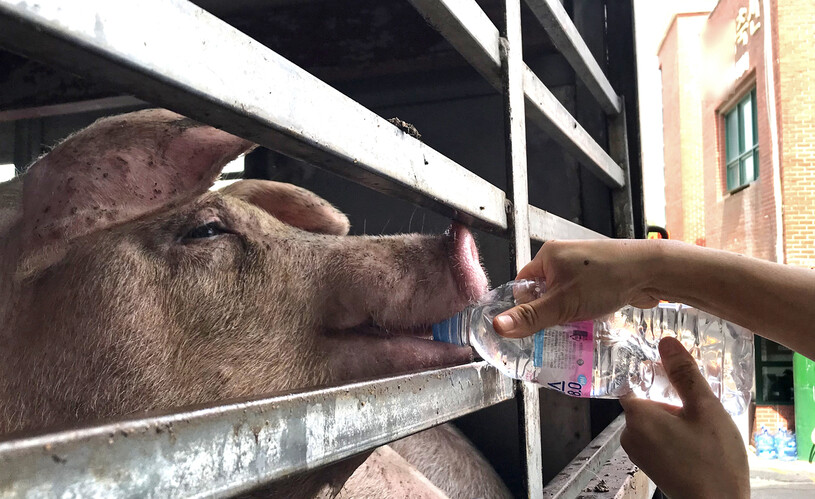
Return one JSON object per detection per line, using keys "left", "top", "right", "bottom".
{"left": 170, "top": 117, "right": 203, "bottom": 130}
{"left": 584, "top": 260, "right": 590, "bottom": 266}
{"left": 43, "top": 206, "right": 50, "bottom": 213}
{"left": 70, "top": 207, "right": 78, "bottom": 215}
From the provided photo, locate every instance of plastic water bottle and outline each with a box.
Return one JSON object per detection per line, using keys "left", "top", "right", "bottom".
{"left": 775, "top": 428, "right": 798, "bottom": 461}
{"left": 431, "top": 279, "right": 754, "bottom": 415}
{"left": 756, "top": 426, "right": 777, "bottom": 459}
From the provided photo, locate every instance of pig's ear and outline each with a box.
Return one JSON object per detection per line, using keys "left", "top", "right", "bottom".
{"left": 221, "top": 180, "right": 350, "bottom": 236}
{"left": 17, "top": 109, "right": 255, "bottom": 277}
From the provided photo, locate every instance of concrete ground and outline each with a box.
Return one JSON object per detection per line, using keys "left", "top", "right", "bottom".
{"left": 750, "top": 454, "right": 815, "bottom": 498}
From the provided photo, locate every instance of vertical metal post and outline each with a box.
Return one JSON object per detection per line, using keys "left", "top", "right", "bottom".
{"left": 609, "top": 97, "right": 636, "bottom": 239}
{"left": 13, "top": 118, "right": 43, "bottom": 174}
{"left": 502, "top": 0, "right": 543, "bottom": 497}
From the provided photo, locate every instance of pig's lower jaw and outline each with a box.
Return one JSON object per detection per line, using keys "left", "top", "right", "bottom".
{"left": 323, "top": 327, "right": 474, "bottom": 382}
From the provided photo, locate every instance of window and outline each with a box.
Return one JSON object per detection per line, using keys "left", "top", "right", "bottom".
{"left": 724, "top": 88, "right": 758, "bottom": 192}
{"left": 754, "top": 336, "right": 794, "bottom": 405}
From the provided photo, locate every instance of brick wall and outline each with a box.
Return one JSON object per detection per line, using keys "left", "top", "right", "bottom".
{"left": 659, "top": 14, "right": 708, "bottom": 245}
{"left": 751, "top": 405, "right": 795, "bottom": 445}
{"left": 661, "top": 0, "right": 815, "bottom": 264}
{"left": 699, "top": 0, "right": 778, "bottom": 261}
{"left": 659, "top": 20, "right": 685, "bottom": 242}
{"left": 776, "top": 0, "right": 815, "bottom": 268}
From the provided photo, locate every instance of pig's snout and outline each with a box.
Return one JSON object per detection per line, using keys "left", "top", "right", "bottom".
{"left": 319, "top": 223, "right": 486, "bottom": 381}
{"left": 322, "top": 223, "right": 488, "bottom": 332}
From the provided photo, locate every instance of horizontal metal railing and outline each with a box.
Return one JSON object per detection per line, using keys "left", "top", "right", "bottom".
{"left": 523, "top": 0, "right": 622, "bottom": 115}
{"left": 542, "top": 414, "right": 626, "bottom": 498}
{"left": 0, "top": 0, "right": 509, "bottom": 231}
{"left": 0, "top": 363, "right": 513, "bottom": 497}
{"left": 528, "top": 206, "right": 605, "bottom": 242}
{"left": 0, "top": 0, "right": 629, "bottom": 496}
{"left": 407, "top": 0, "right": 626, "bottom": 188}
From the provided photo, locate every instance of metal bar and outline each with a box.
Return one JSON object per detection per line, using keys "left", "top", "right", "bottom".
{"left": 523, "top": 68, "right": 625, "bottom": 188}
{"left": 542, "top": 414, "right": 626, "bottom": 498}
{"left": 577, "top": 446, "right": 656, "bottom": 499}
{"left": 605, "top": 0, "right": 646, "bottom": 238}
{"left": 0, "top": 362, "right": 513, "bottom": 498}
{"left": 501, "top": 0, "right": 543, "bottom": 496}
{"left": 406, "top": 0, "right": 625, "bottom": 189}
{"left": 528, "top": 205, "right": 606, "bottom": 241}
{"left": 407, "top": 0, "right": 501, "bottom": 85}
{"left": 0, "top": 0, "right": 507, "bottom": 232}
{"left": 0, "top": 96, "right": 145, "bottom": 122}
{"left": 608, "top": 97, "right": 636, "bottom": 239}
{"left": 523, "top": 0, "right": 621, "bottom": 115}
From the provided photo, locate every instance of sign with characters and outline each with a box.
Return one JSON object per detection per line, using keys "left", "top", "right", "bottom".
{"left": 735, "top": 0, "right": 761, "bottom": 47}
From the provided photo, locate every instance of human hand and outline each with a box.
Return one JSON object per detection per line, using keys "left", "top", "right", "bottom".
{"left": 493, "top": 239, "right": 660, "bottom": 337}
{"left": 620, "top": 337, "right": 749, "bottom": 499}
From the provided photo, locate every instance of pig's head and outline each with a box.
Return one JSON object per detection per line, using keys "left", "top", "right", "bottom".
{"left": 0, "top": 109, "right": 488, "bottom": 438}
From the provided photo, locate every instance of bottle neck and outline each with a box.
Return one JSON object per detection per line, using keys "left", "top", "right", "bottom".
{"left": 432, "top": 310, "right": 471, "bottom": 347}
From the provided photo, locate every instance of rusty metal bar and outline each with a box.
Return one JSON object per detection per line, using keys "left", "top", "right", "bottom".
{"left": 523, "top": 0, "right": 621, "bottom": 115}
{"left": 576, "top": 446, "right": 656, "bottom": 499}
{"left": 0, "top": 0, "right": 508, "bottom": 232}
{"left": 542, "top": 414, "right": 625, "bottom": 498}
{"left": 0, "top": 362, "right": 513, "bottom": 498}
{"left": 406, "top": 0, "right": 625, "bottom": 189}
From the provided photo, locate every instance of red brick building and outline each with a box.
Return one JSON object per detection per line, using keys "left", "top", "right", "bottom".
{"left": 659, "top": 0, "right": 815, "bottom": 438}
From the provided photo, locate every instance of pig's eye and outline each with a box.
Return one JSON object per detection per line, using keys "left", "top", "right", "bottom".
{"left": 183, "top": 222, "right": 227, "bottom": 240}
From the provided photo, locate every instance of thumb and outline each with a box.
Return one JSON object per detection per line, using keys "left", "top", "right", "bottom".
{"left": 659, "top": 337, "right": 716, "bottom": 412}
{"left": 493, "top": 295, "right": 562, "bottom": 337}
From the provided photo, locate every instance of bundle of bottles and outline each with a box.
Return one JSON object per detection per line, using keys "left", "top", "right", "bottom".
{"left": 755, "top": 426, "right": 798, "bottom": 461}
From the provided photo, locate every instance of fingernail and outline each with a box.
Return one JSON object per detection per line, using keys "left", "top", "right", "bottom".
{"left": 660, "top": 338, "right": 684, "bottom": 356}
{"left": 494, "top": 314, "right": 515, "bottom": 334}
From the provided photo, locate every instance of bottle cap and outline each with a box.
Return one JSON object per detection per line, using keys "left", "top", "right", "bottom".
{"left": 432, "top": 314, "right": 465, "bottom": 346}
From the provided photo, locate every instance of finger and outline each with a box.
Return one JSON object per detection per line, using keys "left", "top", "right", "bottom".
{"left": 493, "top": 295, "right": 560, "bottom": 337}
{"left": 619, "top": 401, "right": 676, "bottom": 459}
{"left": 659, "top": 337, "right": 717, "bottom": 411}
{"left": 620, "top": 395, "right": 682, "bottom": 419}
{"left": 515, "top": 257, "right": 546, "bottom": 282}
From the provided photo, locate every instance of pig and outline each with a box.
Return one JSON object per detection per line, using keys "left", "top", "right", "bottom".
{"left": 0, "top": 109, "right": 511, "bottom": 498}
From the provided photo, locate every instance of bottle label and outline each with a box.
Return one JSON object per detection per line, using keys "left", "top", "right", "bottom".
{"left": 532, "top": 321, "right": 593, "bottom": 397}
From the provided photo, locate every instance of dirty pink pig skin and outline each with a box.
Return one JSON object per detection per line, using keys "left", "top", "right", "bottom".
{"left": 0, "top": 109, "right": 510, "bottom": 498}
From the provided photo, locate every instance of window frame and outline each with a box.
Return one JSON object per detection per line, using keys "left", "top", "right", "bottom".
{"left": 723, "top": 88, "right": 759, "bottom": 193}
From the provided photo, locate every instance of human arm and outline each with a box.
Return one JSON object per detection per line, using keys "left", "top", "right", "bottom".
{"left": 493, "top": 238, "right": 815, "bottom": 359}
{"left": 620, "top": 337, "right": 749, "bottom": 498}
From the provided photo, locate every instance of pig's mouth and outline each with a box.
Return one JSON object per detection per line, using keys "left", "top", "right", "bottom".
{"left": 325, "top": 223, "right": 488, "bottom": 379}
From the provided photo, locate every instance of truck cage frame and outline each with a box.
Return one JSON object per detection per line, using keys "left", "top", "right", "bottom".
{"left": 0, "top": 0, "right": 652, "bottom": 497}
